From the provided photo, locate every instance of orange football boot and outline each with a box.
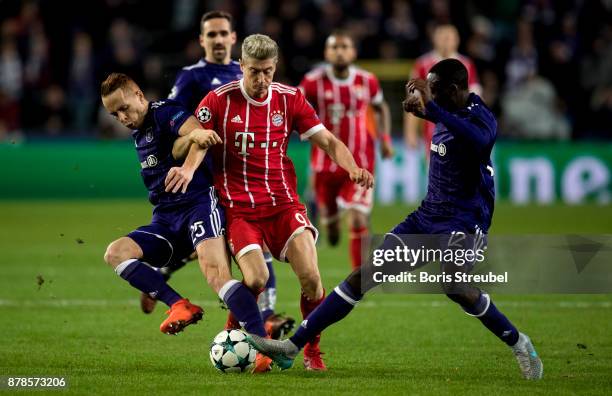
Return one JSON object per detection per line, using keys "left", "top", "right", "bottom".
{"left": 160, "top": 299, "right": 203, "bottom": 335}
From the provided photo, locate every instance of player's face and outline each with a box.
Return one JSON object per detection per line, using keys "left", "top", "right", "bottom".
{"left": 324, "top": 35, "right": 356, "bottom": 68}
{"left": 102, "top": 88, "right": 148, "bottom": 129}
{"left": 200, "top": 18, "right": 236, "bottom": 64}
{"left": 240, "top": 57, "right": 276, "bottom": 98}
{"left": 433, "top": 26, "right": 459, "bottom": 57}
{"left": 427, "top": 72, "right": 459, "bottom": 111}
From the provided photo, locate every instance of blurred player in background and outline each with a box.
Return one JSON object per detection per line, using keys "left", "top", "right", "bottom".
{"left": 164, "top": 11, "right": 294, "bottom": 338}
{"left": 404, "top": 24, "right": 481, "bottom": 154}
{"left": 168, "top": 11, "right": 242, "bottom": 113}
{"left": 100, "top": 73, "right": 269, "bottom": 340}
{"left": 172, "top": 34, "right": 373, "bottom": 371}
{"left": 249, "top": 59, "right": 543, "bottom": 380}
{"left": 300, "top": 30, "right": 393, "bottom": 270}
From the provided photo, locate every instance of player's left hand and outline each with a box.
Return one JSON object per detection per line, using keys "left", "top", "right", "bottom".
{"left": 164, "top": 166, "right": 194, "bottom": 194}
{"left": 402, "top": 93, "right": 424, "bottom": 114}
{"left": 349, "top": 167, "right": 374, "bottom": 189}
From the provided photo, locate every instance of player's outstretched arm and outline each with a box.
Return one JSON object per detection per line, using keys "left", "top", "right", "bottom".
{"left": 423, "top": 100, "right": 494, "bottom": 150}
{"left": 309, "top": 128, "right": 374, "bottom": 189}
{"left": 408, "top": 79, "right": 494, "bottom": 150}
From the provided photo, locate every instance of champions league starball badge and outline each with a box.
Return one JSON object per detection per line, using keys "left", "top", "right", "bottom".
{"left": 198, "top": 106, "right": 212, "bottom": 123}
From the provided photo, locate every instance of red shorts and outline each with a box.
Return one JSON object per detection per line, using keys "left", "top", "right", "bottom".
{"left": 225, "top": 203, "right": 318, "bottom": 262}
{"left": 314, "top": 170, "right": 373, "bottom": 223}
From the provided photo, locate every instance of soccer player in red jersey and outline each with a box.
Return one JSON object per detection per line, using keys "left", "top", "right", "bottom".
{"left": 404, "top": 24, "right": 481, "bottom": 155}
{"left": 299, "top": 31, "right": 393, "bottom": 270}
{"left": 169, "top": 34, "right": 373, "bottom": 372}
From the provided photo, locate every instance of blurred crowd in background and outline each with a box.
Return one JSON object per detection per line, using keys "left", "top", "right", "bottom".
{"left": 0, "top": 0, "right": 610, "bottom": 141}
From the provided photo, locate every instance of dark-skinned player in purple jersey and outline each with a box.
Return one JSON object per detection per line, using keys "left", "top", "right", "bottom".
{"left": 248, "top": 59, "right": 543, "bottom": 380}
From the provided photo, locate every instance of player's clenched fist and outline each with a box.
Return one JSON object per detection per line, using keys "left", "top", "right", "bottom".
{"left": 406, "top": 78, "right": 432, "bottom": 104}
{"left": 165, "top": 166, "right": 194, "bottom": 194}
{"left": 349, "top": 167, "right": 374, "bottom": 189}
{"left": 403, "top": 79, "right": 431, "bottom": 118}
{"left": 190, "top": 129, "right": 222, "bottom": 148}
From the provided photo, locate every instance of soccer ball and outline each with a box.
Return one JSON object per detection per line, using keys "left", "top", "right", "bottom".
{"left": 209, "top": 329, "right": 257, "bottom": 373}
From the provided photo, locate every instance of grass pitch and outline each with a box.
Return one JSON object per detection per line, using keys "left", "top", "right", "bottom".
{"left": 0, "top": 201, "right": 611, "bottom": 395}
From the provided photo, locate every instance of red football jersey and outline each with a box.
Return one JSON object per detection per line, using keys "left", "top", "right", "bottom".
{"left": 196, "top": 79, "right": 324, "bottom": 208}
{"left": 412, "top": 51, "right": 481, "bottom": 147}
{"left": 299, "top": 66, "right": 383, "bottom": 173}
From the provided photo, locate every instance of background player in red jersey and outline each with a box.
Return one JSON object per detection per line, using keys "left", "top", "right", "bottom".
{"left": 404, "top": 24, "right": 481, "bottom": 154}
{"left": 299, "top": 31, "right": 393, "bottom": 270}
{"left": 169, "top": 34, "right": 373, "bottom": 372}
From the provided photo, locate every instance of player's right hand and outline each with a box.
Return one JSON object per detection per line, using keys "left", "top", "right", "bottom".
{"left": 191, "top": 129, "right": 222, "bottom": 148}
{"left": 349, "top": 167, "right": 374, "bottom": 189}
{"left": 164, "top": 166, "right": 194, "bottom": 194}
{"left": 406, "top": 78, "right": 432, "bottom": 104}
{"left": 403, "top": 80, "right": 426, "bottom": 115}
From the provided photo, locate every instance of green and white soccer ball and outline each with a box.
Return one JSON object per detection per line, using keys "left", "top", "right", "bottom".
{"left": 209, "top": 329, "right": 257, "bottom": 373}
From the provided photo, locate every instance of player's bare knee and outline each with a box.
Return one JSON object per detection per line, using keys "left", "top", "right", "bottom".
{"left": 243, "top": 274, "right": 267, "bottom": 292}
{"left": 104, "top": 238, "right": 140, "bottom": 268}
{"left": 206, "top": 263, "right": 233, "bottom": 293}
{"left": 298, "top": 269, "right": 323, "bottom": 299}
{"left": 241, "top": 263, "right": 268, "bottom": 291}
{"left": 237, "top": 250, "right": 269, "bottom": 291}
{"left": 196, "top": 238, "right": 231, "bottom": 291}
{"left": 198, "top": 256, "right": 220, "bottom": 286}
{"left": 104, "top": 241, "right": 125, "bottom": 268}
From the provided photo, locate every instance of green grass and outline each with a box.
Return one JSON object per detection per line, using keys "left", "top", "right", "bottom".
{"left": 1, "top": 200, "right": 611, "bottom": 395}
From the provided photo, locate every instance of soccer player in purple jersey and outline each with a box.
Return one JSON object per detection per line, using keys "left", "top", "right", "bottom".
{"left": 165, "top": 10, "right": 294, "bottom": 339}
{"left": 248, "top": 59, "right": 543, "bottom": 380}
{"left": 100, "top": 73, "right": 268, "bottom": 341}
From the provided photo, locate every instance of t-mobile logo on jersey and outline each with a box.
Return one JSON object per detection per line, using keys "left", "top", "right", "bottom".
{"left": 235, "top": 131, "right": 255, "bottom": 156}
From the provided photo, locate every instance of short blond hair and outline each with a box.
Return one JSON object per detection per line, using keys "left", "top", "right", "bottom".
{"left": 100, "top": 73, "right": 139, "bottom": 97}
{"left": 241, "top": 34, "right": 278, "bottom": 62}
